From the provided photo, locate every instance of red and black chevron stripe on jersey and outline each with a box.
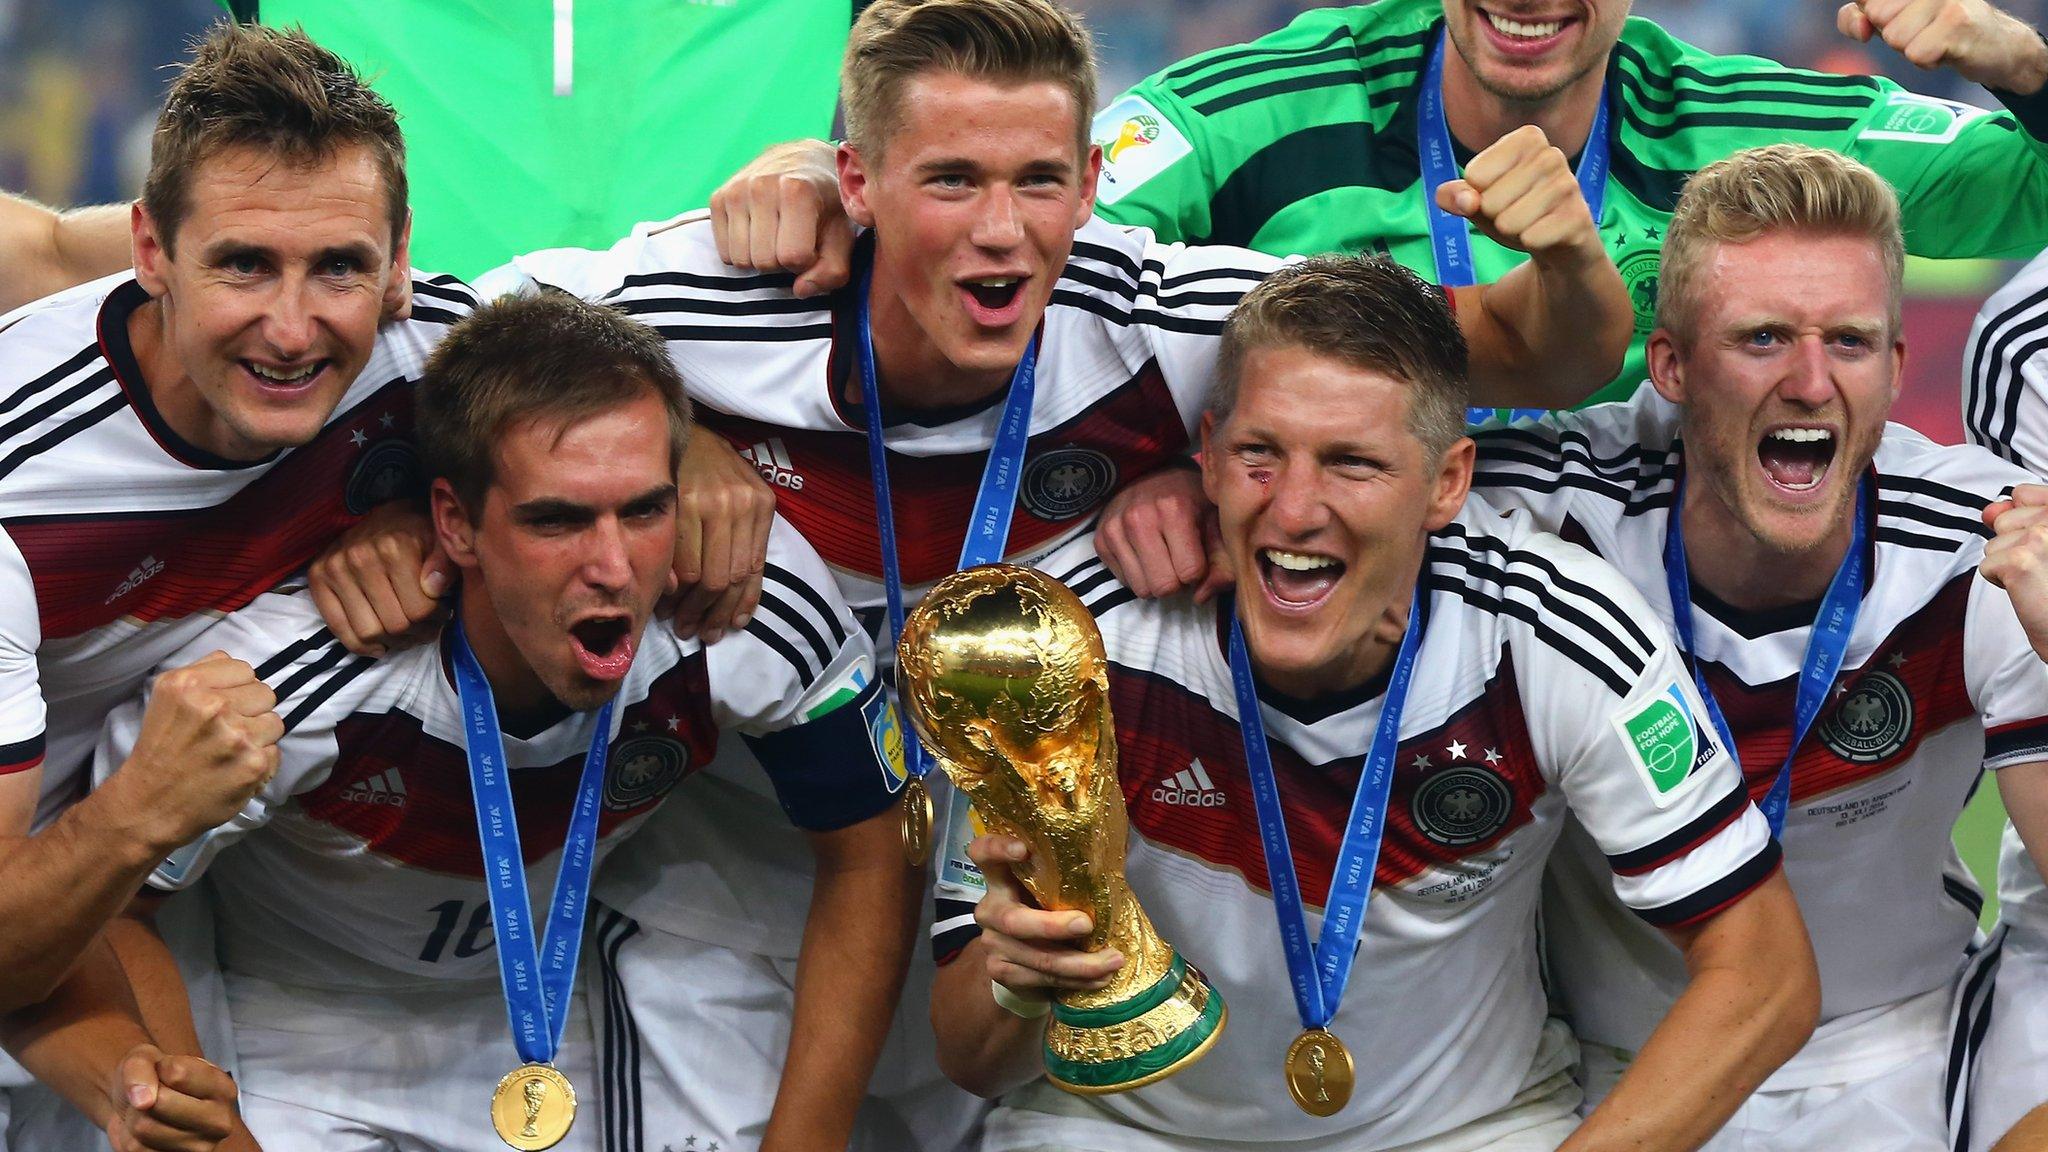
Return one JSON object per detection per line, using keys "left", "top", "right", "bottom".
{"left": 1113, "top": 659, "right": 1544, "bottom": 900}
{"left": 1702, "top": 572, "right": 1976, "bottom": 804}
{"left": 7, "top": 384, "right": 414, "bottom": 639}
{"left": 696, "top": 362, "right": 1188, "bottom": 585}
{"left": 294, "top": 654, "right": 716, "bottom": 876}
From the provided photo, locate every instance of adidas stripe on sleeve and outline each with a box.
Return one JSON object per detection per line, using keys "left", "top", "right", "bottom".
{"left": 1966, "top": 250, "right": 2048, "bottom": 473}
{"left": 1055, "top": 224, "right": 1279, "bottom": 433}
{"left": 710, "top": 516, "right": 901, "bottom": 833}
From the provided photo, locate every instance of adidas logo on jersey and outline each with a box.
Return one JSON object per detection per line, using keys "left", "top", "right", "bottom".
{"left": 1151, "top": 759, "right": 1225, "bottom": 807}
{"left": 739, "top": 438, "right": 804, "bottom": 491}
{"left": 339, "top": 768, "right": 407, "bottom": 807}
{"left": 105, "top": 555, "right": 165, "bottom": 604}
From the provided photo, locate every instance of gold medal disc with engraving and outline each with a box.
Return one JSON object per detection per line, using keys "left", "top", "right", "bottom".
{"left": 1284, "top": 1028, "right": 1354, "bottom": 1117}
{"left": 901, "top": 775, "right": 934, "bottom": 867}
{"left": 491, "top": 1063, "right": 576, "bottom": 1151}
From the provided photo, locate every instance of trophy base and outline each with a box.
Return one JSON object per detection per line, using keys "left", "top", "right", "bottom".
{"left": 1043, "top": 953, "right": 1227, "bottom": 1095}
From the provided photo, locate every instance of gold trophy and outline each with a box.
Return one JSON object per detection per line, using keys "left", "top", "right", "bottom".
{"left": 897, "top": 564, "right": 1225, "bottom": 1094}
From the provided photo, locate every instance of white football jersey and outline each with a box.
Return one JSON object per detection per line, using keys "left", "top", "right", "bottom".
{"left": 1469, "top": 386, "right": 2048, "bottom": 1059}
{"left": 498, "top": 211, "right": 1270, "bottom": 611}
{"left": 494, "top": 213, "right": 1274, "bottom": 953}
{"left": 96, "top": 520, "right": 893, "bottom": 992}
{"left": 932, "top": 517, "right": 1775, "bottom": 1150}
{"left": 0, "top": 271, "right": 474, "bottom": 825}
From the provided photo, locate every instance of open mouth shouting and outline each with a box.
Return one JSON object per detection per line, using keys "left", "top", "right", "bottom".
{"left": 568, "top": 613, "right": 637, "bottom": 682}
{"left": 1756, "top": 425, "right": 1837, "bottom": 497}
{"left": 1475, "top": 7, "right": 1579, "bottom": 55}
{"left": 958, "top": 275, "right": 1029, "bottom": 328}
{"left": 242, "top": 359, "right": 328, "bottom": 394}
{"left": 1259, "top": 548, "right": 1347, "bottom": 613}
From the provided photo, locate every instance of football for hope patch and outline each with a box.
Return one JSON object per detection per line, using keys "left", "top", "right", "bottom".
{"left": 1857, "top": 91, "right": 1989, "bottom": 145}
{"left": 1092, "top": 94, "right": 1192, "bottom": 206}
{"left": 1612, "top": 682, "right": 1721, "bottom": 808}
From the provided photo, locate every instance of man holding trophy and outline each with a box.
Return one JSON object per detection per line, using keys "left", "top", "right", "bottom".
{"left": 915, "top": 256, "right": 1822, "bottom": 1151}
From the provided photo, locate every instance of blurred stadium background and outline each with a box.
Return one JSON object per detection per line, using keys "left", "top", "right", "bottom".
{"left": 1, "top": 0, "right": 2033, "bottom": 918}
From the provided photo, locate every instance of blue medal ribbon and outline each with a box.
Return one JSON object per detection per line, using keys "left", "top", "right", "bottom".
{"left": 1662, "top": 472, "right": 1870, "bottom": 837}
{"left": 1420, "top": 26, "right": 1610, "bottom": 424}
{"left": 1227, "top": 587, "right": 1427, "bottom": 1031}
{"left": 452, "top": 621, "right": 613, "bottom": 1066}
{"left": 856, "top": 261, "right": 1040, "bottom": 786}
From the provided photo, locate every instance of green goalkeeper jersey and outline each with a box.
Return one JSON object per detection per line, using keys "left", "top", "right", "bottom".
{"left": 225, "top": 0, "right": 848, "bottom": 279}
{"left": 1093, "top": 0, "right": 2048, "bottom": 404}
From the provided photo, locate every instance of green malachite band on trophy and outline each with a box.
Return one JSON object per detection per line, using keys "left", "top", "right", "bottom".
{"left": 1044, "top": 982, "right": 1227, "bottom": 1091}
{"left": 1053, "top": 955, "right": 1186, "bottom": 1029}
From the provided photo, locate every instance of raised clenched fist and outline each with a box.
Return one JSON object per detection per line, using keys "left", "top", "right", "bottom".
{"left": 1434, "top": 124, "right": 1604, "bottom": 267}
{"left": 112, "top": 651, "right": 282, "bottom": 855}
{"left": 1839, "top": 1, "right": 2048, "bottom": 95}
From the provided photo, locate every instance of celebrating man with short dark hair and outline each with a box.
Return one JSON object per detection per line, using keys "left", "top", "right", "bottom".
{"left": 928, "top": 252, "right": 1817, "bottom": 1152}
{"left": 34, "top": 289, "right": 916, "bottom": 1152}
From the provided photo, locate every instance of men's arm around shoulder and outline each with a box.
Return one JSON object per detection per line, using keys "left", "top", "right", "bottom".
{"left": 1516, "top": 538, "right": 1817, "bottom": 1151}
{"left": 0, "top": 193, "right": 130, "bottom": 315}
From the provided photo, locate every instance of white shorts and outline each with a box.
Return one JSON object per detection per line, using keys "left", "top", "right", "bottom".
{"left": 1579, "top": 968, "right": 1994, "bottom": 1152}
{"left": 226, "top": 973, "right": 598, "bottom": 1152}
{"left": 983, "top": 1022, "right": 1582, "bottom": 1152}
{"left": 1967, "top": 926, "right": 2048, "bottom": 1152}
{"left": 589, "top": 905, "right": 985, "bottom": 1152}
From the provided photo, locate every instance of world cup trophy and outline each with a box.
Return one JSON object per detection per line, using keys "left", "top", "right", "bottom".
{"left": 897, "top": 565, "right": 1225, "bottom": 1094}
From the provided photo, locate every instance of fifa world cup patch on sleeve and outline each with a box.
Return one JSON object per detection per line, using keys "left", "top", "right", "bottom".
{"left": 1611, "top": 682, "right": 1721, "bottom": 808}
{"left": 1858, "top": 92, "right": 1990, "bottom": 145}
{"left": 860, "top": 681, "right": 911, "bottom": 795}
{"left": 1092, "top": 94, "right": 1193, "bottom": 206}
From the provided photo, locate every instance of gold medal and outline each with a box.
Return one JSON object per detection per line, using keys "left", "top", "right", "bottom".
{"left": 902, "top": 775, "right": 934, "bottom": 866}
{"left": 490, "top": 1063, "right": 576, "bottom": 1150}
{"left": 1283, "top": 1028, "right": 1354, "bottom": 1117}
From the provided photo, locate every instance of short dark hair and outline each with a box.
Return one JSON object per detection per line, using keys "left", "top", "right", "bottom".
{"left": 1211, "top": 256, "right": 1470, "bottom": 458}
{"left": 417, "top": 291, "right": 693, "bottom": 513}
{"left": 142, "top": 22, "right": 407, "bottom": 255}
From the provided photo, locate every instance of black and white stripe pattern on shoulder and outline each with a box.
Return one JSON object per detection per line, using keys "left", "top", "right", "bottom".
{"left": 1424, "top": 524, "right": 1658, "bottom": 697}
{"left": 598, "top": 265, "right": 829, "bottom": 344}
{"left": 0, "top": 348, "right": 126, "bottom": 484}
{"left": 595, "top": 907, "right": 644, "bottom": 1152}
{"left": 1876, "top": 474, "right": 2000, "bottom": 554}
{"left": 1044, "top": 546, "right": 1135, "bottom": 618}
{"left": 745, "top": 563, "right": 854, "bottom": 685}
{"left": 1469, "top": 422, "right": 1680, "bottom": 514}
{"left": 259, "top": 624, "right": 378, "bottom": 733}
{"left": 1965, "top": 273, "right": 2048, "bottom": 469}
{"left": 407, "top": 275, "right": 481, "bottom": 327}
{"left": 1054, "top": 236, "right": 1267, "bottom": 336}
